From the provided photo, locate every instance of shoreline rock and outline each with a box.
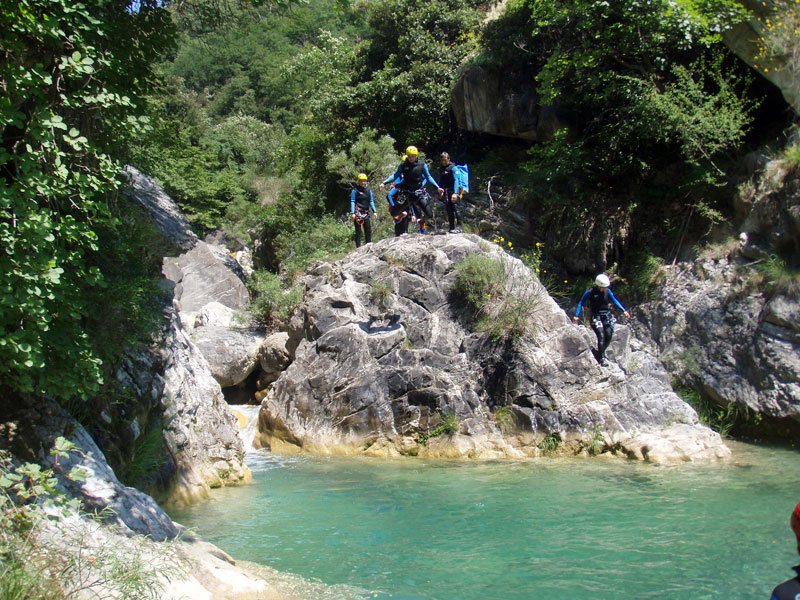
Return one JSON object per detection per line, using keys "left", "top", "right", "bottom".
{"left": 255, "top": 234, "right": 730, "bottom": 463}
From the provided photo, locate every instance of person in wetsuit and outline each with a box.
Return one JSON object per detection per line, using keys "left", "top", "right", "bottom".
{"left": 379, "top": 146, "right": 443, "bottom": 235}
{"left": 385, "top": 173, "right": 416, "bottom": 237}
{"left": 573, "top": 273, "right": 630, "bottom": 366}
{"left": 350, "top": 173, "right": 378, "bottom": 248}
{"left": 438, "top": 152, "right": 463, "bottom": 233}
{"left": 771, "top": 502, "right": 800, "bottom": 600}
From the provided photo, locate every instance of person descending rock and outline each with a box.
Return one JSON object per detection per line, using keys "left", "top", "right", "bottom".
{"left": 771, "top": 502, "right": 800, "bottom": 600}
{"left": 350, "top": 173, "right": 378, "bottom": 248}
{"left": 380, "top": 146, "right": 443, "bottom": 235}
{"left": 573, "top": 273, "right": 630, "bottom": 366}
{"left": 438, "top": 152, "right": 463, "bottom": 233}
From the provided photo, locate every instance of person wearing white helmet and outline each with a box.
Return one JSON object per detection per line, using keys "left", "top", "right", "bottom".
{"left": 573, "top": 273, "right": 630, "bottom": 366}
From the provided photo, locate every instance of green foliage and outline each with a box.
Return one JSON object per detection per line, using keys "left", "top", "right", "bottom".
{"left": 416, "top": 411, "right": 461, "bottom": 445}
{"left": 492, "top": 406, "right": 514, "bottom": 429}
{"left": 583, "top": 427, "right": 605, "bottom": 456}
{"left": 539, "top": 431, "right": 562, "bottom": 453}
{"left": 326, "top": 129, "right": 399, "bottom": 187}
{"left": 756, "top": 254, "right": 800, "bottom": 298}
{"left": 118, "top": 421, "right": 167, "bottom": 491}
{"left": 624, "top": 252, "right": 666, "bottom": 301}
{"left": 452, "top": 253, "right": 542, "bottom": 341}
{"left": 781, "top": 144, "right": 800, "bottom": 173}
{"left": 453, "top": 254, "right": 508, "bottom": 312}
{"left": 247, "top": 270, "right": 304, "bottom": 325}
{"left": 1, "top": 440, "right": 179, "bottom": 599}
{"left": 511, "top": 0, "right": 754, "bottom": 234}
{"left": 370, "top": 281, "right": 393, "bottom": 306}
{"left": 276, "top": 214, "right": 353, "bottom": 280}
{"left": 0, "top": 0, "right": 174, "bottom": 401}
{"left": 674, "top": 386, "right": 762, "bottom": 438}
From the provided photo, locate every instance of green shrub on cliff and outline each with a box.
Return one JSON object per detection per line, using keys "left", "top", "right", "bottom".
{"left": 0, "top": 0, "right": 173, "bottom": 401}
{"left": 452, "top": 253, "right": 543, "bottom": 341}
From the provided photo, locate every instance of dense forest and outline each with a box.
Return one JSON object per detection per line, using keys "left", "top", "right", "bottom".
{"left": 2, "top": 0, "right": 799, "bottom": 438}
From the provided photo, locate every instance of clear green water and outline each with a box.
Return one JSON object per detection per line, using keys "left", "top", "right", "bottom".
{"left": 169, "top": 442, "right": 800, "bottom": 600}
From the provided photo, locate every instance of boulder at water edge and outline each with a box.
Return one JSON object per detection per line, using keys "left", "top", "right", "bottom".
{"left": 256, "top": 234, "right": 730, "bottom": 463}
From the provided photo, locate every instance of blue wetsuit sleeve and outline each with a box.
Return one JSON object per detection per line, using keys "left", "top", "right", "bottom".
{"left": 369, "top": 190, "right": 376, "bottom": 212}
{"left": 422, "top": 164, "right": 440, "bottom": 189}
{"left": 575, "top": 290, "right": 590, "bottom": 317}
{"left": 608, "top": 289, "right": 626, "bottom": 312}
{"left": 350, "top": 189, "right": 356, "bottom": 213}
{"left": 383, "top": 165, "right": 403, "bottom": 186}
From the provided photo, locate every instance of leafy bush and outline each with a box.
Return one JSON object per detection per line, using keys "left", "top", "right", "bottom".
{"left": 0, "top": 0, "right": 174, "bottom": 401}
{"left": 416, "top": 411, "right": 461, "bottom": 445}
{"left": 673, "top": 386, "right": 762, "bottom": 438}
{"left": 625, "top": 252, "right": 666, "bottom": 301}
{"left": 247, "top": 270, "right": 304, "bottom": 325}
{"left": 452, "top": 253, "right": 542, "bottom": 341}
{"left": 757, "top": 255, "right": 800, "bottom": 298}
{"left": 539, "top": 432, "right": 562, "bottom": 453}
{"left": 781, "top": 144, "right": 800, "bottom": 173}
{"left": 453, "top": 254, "right": 507, "bottom": 312}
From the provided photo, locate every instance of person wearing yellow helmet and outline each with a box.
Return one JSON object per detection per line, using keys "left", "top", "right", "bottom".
{"left": 350, "top": 173, "right": 378, "bottom": 248}
{"left": 379, "top": 146, "right": 443, "bottom": 235}
{"left": 573, "top": 273, "right": 630, "bottom": 366}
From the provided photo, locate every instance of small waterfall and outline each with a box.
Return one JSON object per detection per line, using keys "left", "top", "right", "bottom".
{"left": 231, "top": 405, "right": 261, "bottom": 452}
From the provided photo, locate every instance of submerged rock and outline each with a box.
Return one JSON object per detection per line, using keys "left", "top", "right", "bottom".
{"left": 256, "top": 234, "right": 729, "bottom": 463}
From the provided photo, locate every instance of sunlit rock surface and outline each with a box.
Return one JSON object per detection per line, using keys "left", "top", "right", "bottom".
{"left": 256, "top": 234, "right": 729, "bottom": 463}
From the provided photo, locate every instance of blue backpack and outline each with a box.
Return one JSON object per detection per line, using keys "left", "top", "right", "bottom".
{"left": 452, "top": 164, "right": 469, "bottom": 196}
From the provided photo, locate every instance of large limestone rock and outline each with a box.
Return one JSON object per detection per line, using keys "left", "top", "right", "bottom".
{"left": 163, "top": 240, "right": 251, "bottom": 316}
{"left": 721, "top": 1, "right": 800, "bottom": 116}
{"left": 161, "top": 304, "right": 252, "bottom": 506}
{"left": 122, "top": 165, "right": 198, "bottom": 252}
{"left": 451, "top": 63, "right": 566, "bottom": 140}
{"left": 192, "top": 325, "right": 264, "bottom": 388}
{"left": 256, "top": 235, "right": 729, "bottom": 463}
{"left": 634, "top": 257, "right": 800, "bottom": 436}
{"left": 0, "top": 400, "right": 288, "bottom": 600}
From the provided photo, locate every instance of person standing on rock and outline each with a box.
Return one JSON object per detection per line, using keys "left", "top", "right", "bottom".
{"left": 438, "top": 152, "right": 463, "bottom": 233}
{"left": 573, "top": 273, "right": 630, "bottom": 366}
{"left": 770, "top": 502, "right": 800, "bottom": 599}
{"left": 350, "top": 173, "right": 378, "bottom": 248}
{"left": 379, "top": 146, "right": 443, "bottom": 235}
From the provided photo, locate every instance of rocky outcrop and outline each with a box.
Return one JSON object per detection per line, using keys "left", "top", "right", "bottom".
{"left": 1, "top": 400, "right": 287, "bottom": 599}
{"left": 163, "top": 240, "right": 251, "bottom": 317}
{"left": 160, "top": 304, "right": 252, "bottom": 506}
{"left": 451, "top": 63, "right": 566, "bottom": 140}
{"left": 114, "top": 167, "right": 254, "bottom": 505}
{"left": 123, "top": 165, "right": 198, "bottom": 252}
{"left": 634, "top": 257, "right": 800, "bottom": 436}
{"left": 255, "top": 234, "right": 729, "bottom": 463}
{"left": 721, "top": 0, "right": 800, "bottom": 115}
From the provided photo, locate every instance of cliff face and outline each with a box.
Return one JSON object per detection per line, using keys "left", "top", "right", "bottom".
{"left": 256, "top": 234, "right": 729, "bottom": 463}
{"left": 634, "top": 157, "right": 800, "bottom": 438}
{"left": 450, "top": 63, "right": 566, "bottom": 141}
{"left": 119, "top": 166, "right": 252, "bottom": 506}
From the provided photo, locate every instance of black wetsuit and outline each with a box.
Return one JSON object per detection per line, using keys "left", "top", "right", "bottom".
{"left": 350, "top": 185, "right": 375, "bottom": 247}
{"left": 397, "top": 160, "right": 433, "bottom": 222}
{"left": 438, "top": 162, "right": 462, "bottom": 231}
{"left": 771, "top": 566, "right": 800, "bottom": 599}
{"left": 575, "top": 286, "right": 626, "bottom": 363}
